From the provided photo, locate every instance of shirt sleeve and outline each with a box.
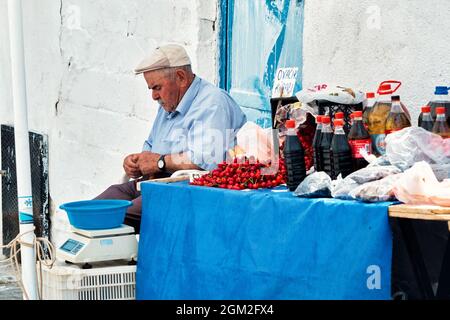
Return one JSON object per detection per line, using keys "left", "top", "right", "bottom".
{"left": 186, "top": 104, "right": 238, "bottom": 171}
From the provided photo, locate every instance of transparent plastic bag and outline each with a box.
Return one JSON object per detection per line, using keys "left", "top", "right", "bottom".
{"left": 385, "top": 127, "right": 450, "bottom": 171}
{"left": 349, "top": 173, "right": 403, "bottom": 202}
{"left": 345, "top": 165, "right": 402, "bottom": 184}
{"left": 294, "top": 172, "right": 332, "bottom": 198}
{"left": 331, "top": 175, "right": 360, "bottom": 200}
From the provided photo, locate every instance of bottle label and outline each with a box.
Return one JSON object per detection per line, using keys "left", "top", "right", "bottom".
{"left": 371, "top": 134, "right": 386, "bottom": 155}
{"left": 349, "top": 139, "right": 372, "bottom": 159}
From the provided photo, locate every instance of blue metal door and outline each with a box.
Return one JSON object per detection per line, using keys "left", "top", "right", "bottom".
{"left": 221, "top": 0, "right": 305, "bottom": 128}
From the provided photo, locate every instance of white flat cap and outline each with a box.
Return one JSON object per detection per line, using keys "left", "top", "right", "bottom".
{"left": 134, "top": 44, "right": 191, "bottom": 74}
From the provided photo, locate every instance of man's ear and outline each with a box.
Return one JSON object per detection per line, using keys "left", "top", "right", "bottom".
{"left": 176, "top": 69, "right": 189, "bottom": 88}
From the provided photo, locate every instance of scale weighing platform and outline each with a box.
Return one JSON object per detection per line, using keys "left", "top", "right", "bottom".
{"left": 57, "top": 224, "right": 138, "bottom": 268}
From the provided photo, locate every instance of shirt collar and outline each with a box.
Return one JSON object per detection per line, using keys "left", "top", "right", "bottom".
{"left": 173, "top": 75, "right": 201, "bottom": 117}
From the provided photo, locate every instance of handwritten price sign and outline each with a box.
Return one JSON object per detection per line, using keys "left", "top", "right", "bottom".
{"left": 272, "top": 67, "right": 298, "bottom": 98}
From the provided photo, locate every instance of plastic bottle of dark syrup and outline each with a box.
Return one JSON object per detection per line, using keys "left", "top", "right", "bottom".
{"left": 320, "top": 116, "right": 334, "bottom": 178}
{"left": 312, "top": 115, "right": 323, "bottom": 172}
{"left": 348, "top": 111, "right": 372, "bottom": 171}
{"left": 331, "top": 119, "right": 353, "bottom": 179}
{"left": 283, "top": 119, "right": 307, "bottom": 191}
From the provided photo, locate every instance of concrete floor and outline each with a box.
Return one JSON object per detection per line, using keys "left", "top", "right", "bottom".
{"left": 0, "top": 265, "right": 22, "bottom": 300}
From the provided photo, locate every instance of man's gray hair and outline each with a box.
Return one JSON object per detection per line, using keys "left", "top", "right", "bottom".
{"left": 158, "top": 65, "right": 193, "bottom": 81}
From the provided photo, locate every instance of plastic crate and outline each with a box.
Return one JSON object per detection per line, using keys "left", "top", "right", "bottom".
{"left": 38, "top": 260, "right": 136, "bottom": 300}
{"left": 316, "top": 99, "right": 363, "bottom": 134}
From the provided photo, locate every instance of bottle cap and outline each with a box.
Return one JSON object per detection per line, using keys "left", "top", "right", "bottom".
{"left": 366, "top": 92, "right": 375, "bottom": 99}
{"left": 435, "top": 86, "right": 449, "bottom": 95}
{"left": 322, "top": 116, "right": 331, "bottom": 124}
{"left": 391, "top": 95, "right": 401, "bottom": 102}
{"left": 436, "top": 107, "right": 446, "bottom": 115}
{"left": 378, "top": 84, "right": 392, "bottom": 94}
{"left": 335, "top": 112, "right": 344, "bottom": 119}
{"left": 285, "top": 119, "right": 296, "bottom": 128}
{"left": 421, "top": 106, "right": 431, "bottom": 113}
{"left": 316, "top": 115, "right": 322, "bottom": 123}
{"left": 353, "top": 111, "right": 363, "bottom": 117}
{"left": 333, "top": 119, "right": 344, "bottom": 126}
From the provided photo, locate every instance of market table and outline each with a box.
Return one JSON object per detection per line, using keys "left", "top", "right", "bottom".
{"left": 136, "top": 181, "right": 393, "bottom": 300}
{"left": 388, "top": 204, "right": 450, "bottom": 299}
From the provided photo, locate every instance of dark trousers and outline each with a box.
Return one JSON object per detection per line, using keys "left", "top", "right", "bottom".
{"left": 94, "top": 181, "right": 142, "bottom": 233}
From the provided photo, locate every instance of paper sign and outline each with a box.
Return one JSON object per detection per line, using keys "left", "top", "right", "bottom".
{"left": 272, "top": 67, "right": 298, "bottom": 98}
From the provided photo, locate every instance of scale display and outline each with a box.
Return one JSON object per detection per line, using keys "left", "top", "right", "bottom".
{"left": 60, "top": 239, "right": 84, "bottom": 255}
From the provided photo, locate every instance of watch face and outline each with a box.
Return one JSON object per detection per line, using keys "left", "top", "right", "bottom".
{"left": 158, "top": 159, "right": 164, "bottom": 169}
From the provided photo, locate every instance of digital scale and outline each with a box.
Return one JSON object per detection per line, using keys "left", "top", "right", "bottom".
{"left": 57, "top": 224, "right": 138, "bottom": 268}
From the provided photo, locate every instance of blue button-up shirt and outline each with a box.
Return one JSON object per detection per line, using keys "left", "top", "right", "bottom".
{"left": 143, "top": 76, "right": 247, "bottom": 170}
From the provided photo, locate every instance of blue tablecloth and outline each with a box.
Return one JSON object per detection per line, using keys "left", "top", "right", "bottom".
{"left": 137, "top": 181, "right": 392, "bottom": 300}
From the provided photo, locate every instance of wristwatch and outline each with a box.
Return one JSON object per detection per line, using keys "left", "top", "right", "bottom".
{"left": 157, "top": 154, "right": 166, "bottom": 172}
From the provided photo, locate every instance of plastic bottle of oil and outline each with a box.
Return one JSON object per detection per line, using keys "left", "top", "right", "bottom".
{"left": 368, "top": 80, "right": 405, "bottom": 155}
{"left": 363, "top": 92, "right": 376, "bottom": 129}
{"left": 385, "top": 95, "right": 411, "bottom": 135}
{"left": 432, "top": 107, "right": 450, "bottom": 138}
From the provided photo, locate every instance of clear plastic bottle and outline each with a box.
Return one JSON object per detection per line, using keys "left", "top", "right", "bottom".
{"left": 432, "top": 107, "right": 450, "bottom": 138}
{"left": 320, "top": 116, "right": 334, "bottom": 178}
{"left": 419, "top": 106, "right": 434, "bottom": 132}
{"left": 350, "top": 113, "right": 355, "bottom": 126}
{"left": 348, "top": 111, "right": 372, "bottom": 171}
{"left": 283, "top": 120, "right": 307, "bottom": 191}
{"left": 385, "top": 95, "right": 411, "bottom": 135}
{"left": 312, "top": 115, "right": 323, "bottom": 172}
{"left": 333, "top": 112, "right": 347, "bottom": 134}
{"left": 368, "top": 84, "right": 393, "bottom": 155}
{"left": 331, "top": 119, "right": 353, "bottom": 179}
{"left": 368, "top": 81, "right": 409, "bottom": 155}
{"left": 363, "top": 92, "right": 376, "bottom": 129}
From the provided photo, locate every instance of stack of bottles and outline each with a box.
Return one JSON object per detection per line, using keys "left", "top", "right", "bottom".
{"left": 418, "top": 86, "right": 450, "bottom": 138}
{"left": 313, "top": 110, "right": 373, "bottom": 179}
{"left": 299, "top": 82, "right": 448, "bottom": 183}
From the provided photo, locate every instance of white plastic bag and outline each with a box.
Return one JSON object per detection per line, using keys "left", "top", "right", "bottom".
{"left": 385, "top": 127, "right": 450, "bottom": 171}
{"left": 231, "top": 122, "right": 274, "bottom": 163}
{"left": 393, "top": 161, "right": 450, "bottom": 206}
{"left": 295, "top": 84, "right": 365, "bottom": 106}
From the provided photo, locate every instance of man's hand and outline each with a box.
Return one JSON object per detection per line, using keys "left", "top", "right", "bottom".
{"left": 137, "top": 152, "right": 161, "bottom": 176}
{"left": 123, "top": 153, "right": 142, "bottom": 179}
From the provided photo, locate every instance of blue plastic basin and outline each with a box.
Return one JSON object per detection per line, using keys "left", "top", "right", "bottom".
{"left": 59, "top": 200, "right": 133, "bottom": 230}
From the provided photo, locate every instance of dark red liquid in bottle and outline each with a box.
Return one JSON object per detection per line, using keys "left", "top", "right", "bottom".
{"left": 348, "top": 111, "right": 372, "bottom": 171}
{"left": 320, "top": 116, "right": 334, "bottom": 178}
{"left": 331, "top": 119, "right": 353, "bottom": 179}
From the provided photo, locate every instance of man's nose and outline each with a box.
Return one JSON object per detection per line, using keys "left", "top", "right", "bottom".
{"left": 152, "top": 91, "right": 159, "bottom": 100}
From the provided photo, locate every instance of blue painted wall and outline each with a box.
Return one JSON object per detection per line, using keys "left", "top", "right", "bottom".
{"left": 221, "top": 0, "right": 305, "bottom": 128}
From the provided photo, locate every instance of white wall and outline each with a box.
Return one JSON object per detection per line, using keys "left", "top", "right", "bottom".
{"left": 0, "top": 0, "right": 219, "bottom": 245}
{"left": 2, "top": 0, "right": 449, "bottom": 245}
{"left": 302, "top": 0, "right": 450, "bottom": 123}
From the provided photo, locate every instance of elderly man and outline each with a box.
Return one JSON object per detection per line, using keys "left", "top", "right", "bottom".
{"left": 95, "top": 44, "right": 247, "bottom": 233}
